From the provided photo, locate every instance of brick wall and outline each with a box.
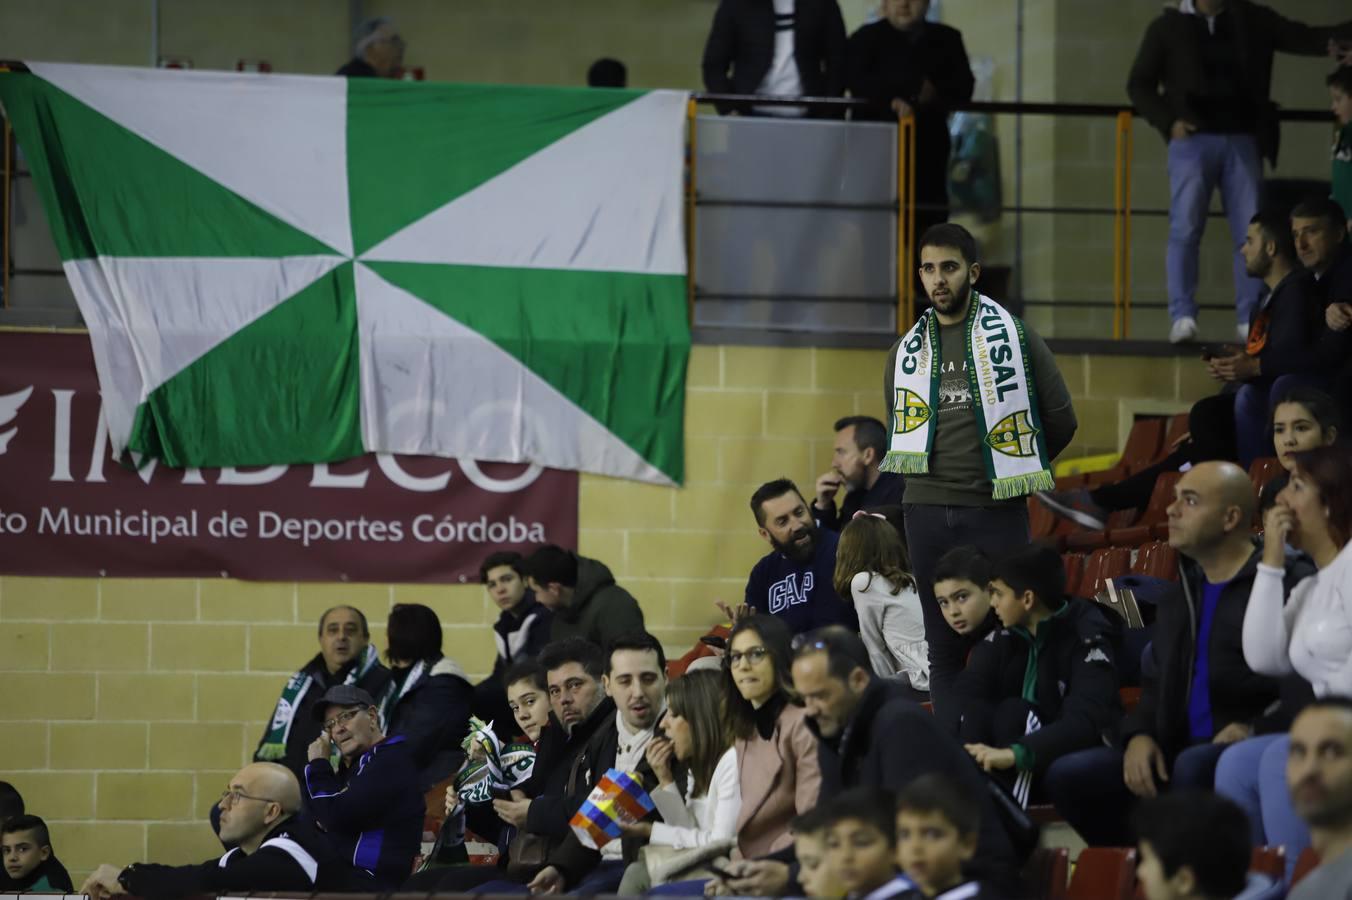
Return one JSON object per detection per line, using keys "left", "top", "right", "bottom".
{"left": 0, "top": 344, "right": 1218, "bottom": 880}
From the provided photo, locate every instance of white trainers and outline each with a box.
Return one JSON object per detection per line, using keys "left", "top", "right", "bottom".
{"left": 1236, "top": 323, "right": 1250, "bottom": 342}
{"left": 1169, "top": 316, "right": 1199, "bottom": 344}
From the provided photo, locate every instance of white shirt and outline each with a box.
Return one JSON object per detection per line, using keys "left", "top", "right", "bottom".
{"left": 607, "top": 711, "right": 657, "bottom": 859}
{"left": 851, "top": 571, "right": 930, "bottom": 690}
{"left": 1243, "top": 540, "right": 1352, "bottom": 696}
{"left": 649, "top": 747, "right": 742, "bottom": 849}
{"left": 755, "top": 0, "right": 806, "bottom": 117}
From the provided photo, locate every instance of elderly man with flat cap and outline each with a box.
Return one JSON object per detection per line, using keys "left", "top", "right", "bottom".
{"left": 80, "top": 762, "right": 346, "bottom": 899}
{"left": 302, "top": 684, "right": 424, "bottom": 888}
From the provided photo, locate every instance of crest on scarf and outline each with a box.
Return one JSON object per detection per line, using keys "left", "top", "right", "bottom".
{"left": 271, "top": 698, "right": 293, "bottom": 731}
{"left": 984, "top": 410, "right": 1038, "bottom": 458}
{"left": 893, "top": 388, "right": 932, "bottom": 435}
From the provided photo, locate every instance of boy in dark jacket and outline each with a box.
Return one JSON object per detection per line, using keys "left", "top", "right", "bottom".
{"left": 955, "top": 545, "right": 1120, "bottom": 807}
{"left": 2, "top": 815, "right": 72, "bottom": 892}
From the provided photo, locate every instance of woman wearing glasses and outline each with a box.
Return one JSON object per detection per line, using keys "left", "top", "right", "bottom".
{"left": 723, "top": 615, "right": 822, "bottom": 858}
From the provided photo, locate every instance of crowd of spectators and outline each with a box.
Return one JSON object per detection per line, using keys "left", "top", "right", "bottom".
{"left": 10, "top": 2, "right": 1352, "bottom": 898}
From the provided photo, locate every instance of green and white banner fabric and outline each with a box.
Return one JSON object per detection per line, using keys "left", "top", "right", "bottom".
{"left": 0, "top": 64, "right": 690, "bottom": 484}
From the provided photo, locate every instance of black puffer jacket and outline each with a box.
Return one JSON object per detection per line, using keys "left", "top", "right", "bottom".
{"left": 1120, "top": 547, "right": 1313, "bottom": 759}
{"left": 954, "top": 598, "right": 1122, "bottom": 774}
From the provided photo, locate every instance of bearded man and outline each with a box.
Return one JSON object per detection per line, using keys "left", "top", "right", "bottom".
{"left": 886, "top": 223, "right": 1077, "bottom": 722}
{"left": 744, "top": 478, "right": 857, "bottom": 634}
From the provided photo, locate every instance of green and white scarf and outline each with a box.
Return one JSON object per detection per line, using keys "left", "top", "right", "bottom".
{"left": 881, "top": 291, "right": 1054, "bottom": 500}
{"left": 257, "top": 643, "right": 381, "bottom": 761}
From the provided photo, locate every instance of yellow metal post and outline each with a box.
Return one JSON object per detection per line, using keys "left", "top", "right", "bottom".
{"left": 897, "top": 112, "right": 917, "bottom": 333}
{"left": 1121, "top": 113, "right": 1134, "bottom": 339}
{"left": 1112, "top": 111, "right": 1127, "bottom": 339}
{"left": 685, "top": 97, "right": 698, "bottom": 329}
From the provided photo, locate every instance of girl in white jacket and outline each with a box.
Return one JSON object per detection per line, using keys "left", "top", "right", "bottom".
{"left": 833, "top": 513, "right": 929, "bottom": 691}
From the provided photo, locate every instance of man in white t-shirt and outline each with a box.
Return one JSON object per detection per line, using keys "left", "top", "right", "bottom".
{"left": 701, "top": 0, "right": 848, "bottom": 116}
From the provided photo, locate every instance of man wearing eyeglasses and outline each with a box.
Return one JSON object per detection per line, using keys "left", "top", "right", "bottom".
{"left": 302, "top": 685, "right": 424, "bottom": 888}
{"left": 79, "top": 763, "right": 345, "bottom": 899}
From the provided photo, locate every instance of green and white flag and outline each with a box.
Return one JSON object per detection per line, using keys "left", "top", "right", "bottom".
{"left": 0, "top": 63, "right": 690, "bottom": 484}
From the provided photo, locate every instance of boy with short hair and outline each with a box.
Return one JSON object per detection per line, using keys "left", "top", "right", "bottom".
{"left": 821, "top": 787, "right": 913, "bottom": 900}
{"left": 1133, "top": 792, "right": 1251, "bottom": 900}
{"left": 933, "top": 546, "right": 997, "bottom": 642}
{"left": 953, "top": 544, "right": 1120, "bottom": 806}
{"left": 793, "top": 807, "right": 846, "bottom": 899}
{"left": 894, "top": 774, "right": 986, "bottom": 900}
{"left": 1, "top": 815, "right": 73, "bottom": 892}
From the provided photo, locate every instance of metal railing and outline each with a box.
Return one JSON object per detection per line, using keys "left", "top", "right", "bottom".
{"left": 686, "top": 93, "right": 1335, "bottom": 343}
{"left": 1, "top": 88, "right": 1335, "bottom": 344}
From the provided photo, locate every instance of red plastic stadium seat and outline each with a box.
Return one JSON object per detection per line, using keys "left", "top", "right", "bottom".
{"left": 1120, "top": 418, "right": 1167, "bottom": 473}
{"left": 1111, "top": 471, "right": 1182, "bottom": 546}
{"left": 1068, "top": 847, "right": 1137, "bottom": 900}
{"left": 1024, "top": 846, "right": 1070, "bottom": 900}
{"left": 1120, "top": 686, "right": 1141, "bottom": 713}
{"left": 1292, "top": 847, "right": 1320, "bottom": 886}
{"left": 1250, "top": 846, "right": 1285, "bottom": 881}
{"left": 1248, "top": 457, "right": 1284, "bottom": 496}
{"left": 1131, "top": 541, "right": 1179, "bottom": 581}
{"left": 1081, "top": 547, "right": 1132, "bottom": 597}
{"left": 1063, "top": 552, "right": 1088, "bottom": 598}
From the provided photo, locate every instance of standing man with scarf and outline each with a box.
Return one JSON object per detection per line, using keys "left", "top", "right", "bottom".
{"left": 885, "top": 224, "right": 1077, "bottom": 722}
{"left": 253, "top": 606, "right": 391, "bottom": 780}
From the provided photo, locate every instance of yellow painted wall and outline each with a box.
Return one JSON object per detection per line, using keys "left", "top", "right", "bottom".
{"left": 1, "top": 343, "right": 1218, "bottom": 879}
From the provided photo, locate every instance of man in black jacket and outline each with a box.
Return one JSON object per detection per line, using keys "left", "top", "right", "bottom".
{"left": 303, "top": 685, "right": 424, "bottom": 887}
{"left": 475, "top": 550, "right": 554, "bottom": 739}
{"left": 812, "top": 416, "right": 906, "bottom": 532}
{"left": 701, "top": 0, "right": 848, "bottom": 116}
{"left": 1222, "top": 208, "right": 1336, "bottom": 467}
{"left": 81, "top": 763, "right": 349, "bottom": 899}
{"left": 1044, "top": 462, "right": 1311, "bottom": 846}
{"left": 528, "top": 633, "right": 669, "bottom": 895}
{"left": 1126, "top": 0, "right": 1351, "bottom": 343}
{"left": 252, "top": 605, "right": 391, "bottom": 780}
{"left": 795, "top": 627, "right": 1021, "bottom": 887}
{"left": 846, "top": 0, "right": 974, "bottom": 237}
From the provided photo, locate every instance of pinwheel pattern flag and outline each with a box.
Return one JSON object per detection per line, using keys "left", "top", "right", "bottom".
{"left": 0, "top": 63, "right": 690, "bottom": 484}
{"left": 569, "top": 768, "right": 655, "bottom": 850}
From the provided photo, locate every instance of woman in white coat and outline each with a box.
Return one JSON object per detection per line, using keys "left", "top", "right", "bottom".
{"left": 1217, "top": 444, "right": 1352, "bottom": 874}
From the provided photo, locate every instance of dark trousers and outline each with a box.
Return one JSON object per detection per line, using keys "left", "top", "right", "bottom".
{"left": 1092, "top": 392, "right": 1238, "bottom": 512}
{"left": 904, "top": 501, "right": 1031, "bottom": 724}
{"left": 961, "top": 697, "right": 1043, "bottom": 806}
{"left": 1042, "top": 742, "right": 1226, "bottom": 846}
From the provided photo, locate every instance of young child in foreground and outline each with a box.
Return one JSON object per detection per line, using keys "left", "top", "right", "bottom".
{"left": 894, "top": 774, "right": 998, "bottom": 900}
{"left": 821, "top": 787, "right": 912, "bottom": 900}
{"left": 794, "top": 806, "right": 846, "bottom": 899}
{"left": 1133, "top": 791, "right": 1252, "bottom": 900}
{"left": 1, "top": 815, "right": 74, "bottom": 892}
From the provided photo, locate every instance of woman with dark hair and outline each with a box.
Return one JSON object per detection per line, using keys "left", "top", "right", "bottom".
{"left": 382, "top": 603, "right": 474, "bottom": 789}
{"left": 723, "top": 615, "right": 821, "bottom": 859}
{"left": 1259, "top": 386, "right": 1342, "bottom": 510}
{"left": 833, "top": 514, "right": 928, "bottom": 691}
{"left": 617, "top": 669, "right": 740, "bottom": 892}
{"left": 1214, "top": 446, "right": 1352, "bottom": 872}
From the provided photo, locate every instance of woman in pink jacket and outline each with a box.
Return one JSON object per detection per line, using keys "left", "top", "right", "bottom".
{"left": 722, "top": 615, "right": 823, "bottom": 858}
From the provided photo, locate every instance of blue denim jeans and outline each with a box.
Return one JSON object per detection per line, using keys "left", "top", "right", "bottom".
{"left": 1215, "top": 734, "right": 1310, "bottom": 881}
{"left": 1166, "top": 133, "right": 1263, "bottom": 325}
